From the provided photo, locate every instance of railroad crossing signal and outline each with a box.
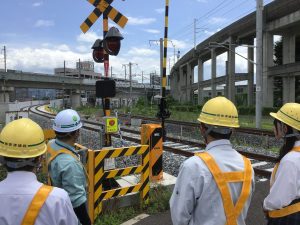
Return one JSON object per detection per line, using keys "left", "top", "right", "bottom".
{"left": 80, "top": 0, "right": 128, "bottom": 33}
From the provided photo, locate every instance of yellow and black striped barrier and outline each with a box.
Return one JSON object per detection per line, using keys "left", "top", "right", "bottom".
{"left": 87, "top": 145, "right": 150, "bottom": 223}
{"left": 141, "top": 124, "right": 163, "bottom": 182}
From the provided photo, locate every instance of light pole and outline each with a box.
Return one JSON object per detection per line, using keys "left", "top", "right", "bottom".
{"left": 256, "top": 0, "right": 263, "bottom": 129}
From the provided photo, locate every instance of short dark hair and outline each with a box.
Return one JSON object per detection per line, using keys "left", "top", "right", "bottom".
{"left": 3, "top": 156, "right": 40, "bottom": 172}
{"left": 55, "top": 130, "right": 78, "bottom": 141}
{"left": 209, "top": 130, "right": 232, "bottom": 140}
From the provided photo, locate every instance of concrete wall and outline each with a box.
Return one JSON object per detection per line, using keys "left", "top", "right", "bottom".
{"left": 0, "top": 100, "right": 49, "bottom": 124}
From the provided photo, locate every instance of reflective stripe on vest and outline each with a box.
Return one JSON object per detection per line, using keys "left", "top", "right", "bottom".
{"left": 196, "top": 152, "right": 252, "bottom": 225}
{"left": 21, "top": 185, "right": 53, "bottom": 225}
{"left": 47, "top": 143, "right": 89, "bottom": 186}
{"left": 268, "top": 146, "right": 300, "bottom": 218}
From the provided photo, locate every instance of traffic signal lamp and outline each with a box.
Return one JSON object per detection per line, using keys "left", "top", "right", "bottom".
{"left": 103, "top": 27, "right": 124, "bottom": 56}
{"left": 91, "top": 39, "right": 104, "bottom": 63}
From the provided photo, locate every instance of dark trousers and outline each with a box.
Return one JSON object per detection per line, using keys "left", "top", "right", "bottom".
{"left": 267, "top": 199, "right": 300, "bottom": 225}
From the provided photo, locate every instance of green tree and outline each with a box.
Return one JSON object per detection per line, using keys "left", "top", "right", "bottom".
{"left": 274, "top": 37, "right": 283, "bottom": 65}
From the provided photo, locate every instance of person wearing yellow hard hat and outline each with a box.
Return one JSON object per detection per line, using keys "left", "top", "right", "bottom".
{"left": 170, "top": 96, "right": 255, "bottom": 225}
{"left": 0, "top": 118, "right": 78, "bottom": 225}
{"left": 263, "top": 103, "right": 300, "bottom": 225}
{"left": 47, "top": 109, "right": 91, "bottom": 225}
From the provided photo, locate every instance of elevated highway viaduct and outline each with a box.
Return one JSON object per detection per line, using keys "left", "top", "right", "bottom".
{"left": 0, "top": 71, "right": 161, "bottom": 108}
{"left": 170, "top": 0, "right": 300, "bottom": 107}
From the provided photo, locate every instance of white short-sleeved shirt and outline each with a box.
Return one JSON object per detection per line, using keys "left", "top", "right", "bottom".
{"left": 0, "top": 171, "right": 78, "bottom": 225}
{"left": 170, "top": 139, "right": 255, "bottom": 225}
{"left": 264, "top": 140, "right": 300, "bottom": 211}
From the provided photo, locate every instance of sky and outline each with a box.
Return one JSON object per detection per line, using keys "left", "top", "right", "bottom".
{"left": 0, "top": 0, "right": 274, "bottom": 83}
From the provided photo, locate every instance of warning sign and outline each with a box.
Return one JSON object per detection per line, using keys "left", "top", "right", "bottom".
{"left": 104, "top": 117, "right": 118, "bottom": 133}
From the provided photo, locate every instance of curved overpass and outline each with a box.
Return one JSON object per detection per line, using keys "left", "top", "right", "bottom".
{"left": 170, "top": 0, "right": 300, "bottom": 107}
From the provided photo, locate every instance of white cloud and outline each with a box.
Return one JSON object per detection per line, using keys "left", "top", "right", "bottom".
{"left": 143, "top": 29, "right": 160, "bottom": 34}
{"left": 6, "top": 46, "right": 91, "bottom": 74}
{"left": 55, "top": 44, "right": 70, "bottom": 51}
{"left": 34, "top": 20, "right": 54, "bottom": 28}
{"left": 77, "top": 32, "right": 101, "bottom": 44}
{"left": 208, "top": 17, "right": 227, "bottom": 25}
{"left": 127, "top": 17, "right": 156, "bottom": 25}
{"left": 170, "top": 39, "right": 190, "bottom": 50}
{"left": 32, "top": 2, "right": 43, "bottom": 7}
{"left": 128, "top": 47, "right": 158, "bottom": 57}
{"left": 155, "top": 8, "right": 164, "bottom": 14}
{"left": 76, "top": 45, "right": 89, "bottom": 53}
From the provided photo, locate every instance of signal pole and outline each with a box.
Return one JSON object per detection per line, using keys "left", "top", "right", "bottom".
{"left": 1, "top": 46, "right": 6, "bottom": 72}
{"left": 256, "top": 0, "right": 263, "bottom": 128}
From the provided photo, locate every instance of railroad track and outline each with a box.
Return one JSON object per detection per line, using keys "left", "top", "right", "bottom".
{"left": 118, "top": 113, "right": 274, "bottom": 137}
{"left": 30, "top": 105, "right": 276, "bottom": 178}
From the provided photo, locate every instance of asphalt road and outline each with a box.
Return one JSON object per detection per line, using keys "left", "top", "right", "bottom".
{"left": 134, "top": 180, "right": 270, "bottom": 225}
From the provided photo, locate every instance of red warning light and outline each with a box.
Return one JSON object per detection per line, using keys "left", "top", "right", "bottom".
{"left": 109, "top": 120, "right": 115, "bottom": 126}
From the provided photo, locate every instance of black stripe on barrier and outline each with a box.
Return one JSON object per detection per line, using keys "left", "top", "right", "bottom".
{"left": 114, "top": 13, "right": 122, "bottom": 24}
{"left": 142, "top": 162, "right": 149, "bottom": 174}
{"left": 84, "top": 19, "right": 93, "bottom": 28}
{"left": 94, "top": 160, "right": 104, "bottom": 178}
{"left": 94, "top": 8, "right": 102, "bottom": 17}
{"left": 111, "top": 189, "right": 121, "bottom": 198}
{"left": 132, "top": 146, "right": 141, "bottom": 156}
{"left": 104, "top": 4, "right": 113, "bottom": 16}
{"left": 151, "top": 128, "right": 162, "bottom": 148}
{"left": 117, "top": 147, "right": 130, "bottom": 158}
{"left": 152, "top": 155, "right": 162, "bottom": 176}
{"left": 140, "top": 177, "right": 149, "bottom": 195}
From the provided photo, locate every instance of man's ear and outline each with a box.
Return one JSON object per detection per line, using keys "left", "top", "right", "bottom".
{"left": 283, "top": 124, "right": 288, "bottom": 134}
{"left": 199, "top": 123, "right": 206, "bottom": 134}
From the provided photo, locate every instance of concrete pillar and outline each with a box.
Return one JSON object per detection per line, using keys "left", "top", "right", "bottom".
{"left": 0, "top": 92, "right": 10, "bottom": 103}
{"left": 179, "top": 67, "right": 184, "bottom": 103}
{"left": 283, "top": 77, "right": 295, "bottom": 103}
{"left": 228, "top": 37, "right": 236, "bottom": 103}
{"left": 186, "top": 63, "right": 193, "bottom": 102}
{"left": 247, "top": 42, "right": 254, "bottom": 106}
{"left": 71, "top": 92, "right": 81, "bottom": 109}
{"left": 262, "top": 32, "right": 274, "bottom": 107}
{"left": 283, "top": 33, "right": 296, "bottom": 64}
{"left": 198, "top": 59, "right": 204, "bottom": 105}
{"left": 211, "top": 49, "right": 217, "bottom": 98}
{"left": 0, "top": 87, "right": 14, "bottom": 103}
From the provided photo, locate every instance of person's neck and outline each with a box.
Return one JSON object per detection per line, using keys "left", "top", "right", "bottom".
{"left": 205, "top": 136, "right": 216, "bottom": 145}
{"left": 60, "top": 139, "right": 75, "bottom": 147}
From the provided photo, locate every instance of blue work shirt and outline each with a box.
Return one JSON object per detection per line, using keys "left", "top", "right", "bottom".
{"left": 47, "top": 139, "right": 87, "bottom": 208}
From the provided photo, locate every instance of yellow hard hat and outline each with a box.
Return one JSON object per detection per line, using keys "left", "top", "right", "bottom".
{"left": 0, "top": 118, "right": 46, "bottom": 158}
{"left": 270, "top": 103, "right": 300, "bottom": 131}
{"left": 198, "top": 96, "right": 239, "bottom": 128}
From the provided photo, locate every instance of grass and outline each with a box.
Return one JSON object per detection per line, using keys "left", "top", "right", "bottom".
{"left": 94, "top": 185, "right": 172, "bottom": 225}
{"left": 76, "top": 106, "right": 102, "bottom": 118}
{"left": 124, "top": 105, "right": 274, "bottom": 130}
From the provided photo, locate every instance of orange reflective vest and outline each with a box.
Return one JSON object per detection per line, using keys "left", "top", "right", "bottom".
{"left": 196, "top": 152, "right": 252, "bottom": 225}
{"left": 268, "top": 146, "right": 300, "bottom": 218}
{"left": 46, "top": 143, "right": 89, "bottom": 186}
{"left": 21, "top": 185, "right": 53, "bottom": 225}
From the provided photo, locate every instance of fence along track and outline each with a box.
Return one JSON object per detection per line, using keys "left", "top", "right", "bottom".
{"left": 30, "top": 106, "right": 276, "bottom": 177}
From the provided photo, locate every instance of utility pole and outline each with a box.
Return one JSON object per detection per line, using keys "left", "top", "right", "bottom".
{"left": 122, "top": 64, "right": 127, "bottom": 80}
{"left": 1, "top": 46, "right": 7, "bottom": 72}
{"left": 129, "top": 62, "right": 132, "bottom": 109}
{"left": 256, "top": 0, "right": 263, "bottom": 128}
{"left": 194, "top": 18, "right": 197, "bottom": 50}
{"left": 142, "top": 71, "right": 144, "bottom": 84}
{"left": 123, "top": 62, "right": 137, "bottom": 109}
{"left": 3, "top": 46, "right": 6, "bottom": 72}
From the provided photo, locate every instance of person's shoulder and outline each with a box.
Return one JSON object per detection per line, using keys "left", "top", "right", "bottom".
{"left": 48, "top": 186, "right": 71, "bottom": 202}
{"left": 182, "top": 153, "right": 208, "bottom": 170}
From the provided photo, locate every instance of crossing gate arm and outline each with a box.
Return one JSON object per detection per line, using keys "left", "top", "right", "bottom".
{"left": 90, "top": 144, "right": 150, "bottom": 223}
